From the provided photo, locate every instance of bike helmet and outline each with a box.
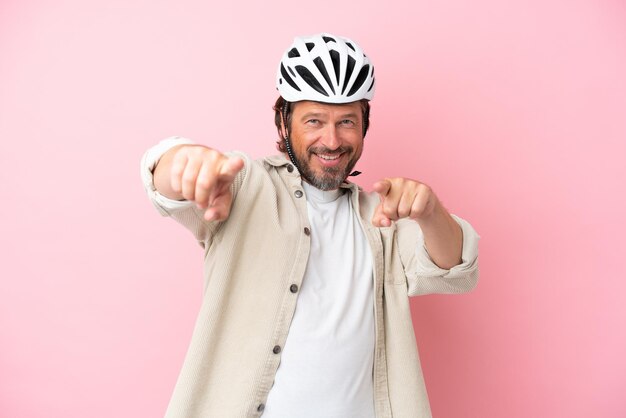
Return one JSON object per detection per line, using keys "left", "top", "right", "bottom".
{"left": 276, "top": 33, "right": 375, "bottom": 103}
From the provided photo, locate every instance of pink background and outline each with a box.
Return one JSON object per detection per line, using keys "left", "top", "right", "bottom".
{"left": 1, "top": 0, "right": 625, "bottom": 417}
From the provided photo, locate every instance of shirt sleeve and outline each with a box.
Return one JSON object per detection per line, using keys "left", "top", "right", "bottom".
{"left": 140, "top": 136, "right": 196, "bottom": 216}
{"left": 399, "top": 214, "right": 480, "bottom": 296}
{"left": 140, "top": 137, "right": 250, "bottom": 246}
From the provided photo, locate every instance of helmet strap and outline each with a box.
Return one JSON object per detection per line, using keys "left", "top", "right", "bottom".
{"left": 282, "top": 101, "right": 300, "bottom": 170}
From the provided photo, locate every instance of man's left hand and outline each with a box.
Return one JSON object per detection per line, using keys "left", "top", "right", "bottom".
{"left": 372, "top": 177, "right": 463, "bottom": 269}
{"left": 371, "top": 178, "right": 438, "bottom": 227}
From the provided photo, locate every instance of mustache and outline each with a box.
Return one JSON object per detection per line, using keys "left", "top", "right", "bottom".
{"left": 307, "top": 145, "right": 353, "bottom": 155}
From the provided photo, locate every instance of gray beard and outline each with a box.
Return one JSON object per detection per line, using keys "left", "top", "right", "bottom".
{"left": 294, "top": 148, "right": 359, "bottom": 191}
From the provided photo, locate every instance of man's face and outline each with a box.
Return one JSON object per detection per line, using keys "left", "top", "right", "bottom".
{"left": 287, "top": 100, "right": 364, "bottom": 191}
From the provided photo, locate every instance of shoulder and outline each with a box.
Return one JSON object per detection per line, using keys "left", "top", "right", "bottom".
{"left": 228, "top": 153, "right": 292, "bottom": 174}
{"left": 226, "top": 153, "right": 298, "bottom": 195}
{"left": 222, "top": 152, "right": 287, "bottom": 179}
{"left": 260, "top": 154, "right": 293, "bottom": 171}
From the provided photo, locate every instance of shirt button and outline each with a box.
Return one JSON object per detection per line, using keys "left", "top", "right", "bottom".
{"left": 290, "top": 284, "right": 298, "bottom": 293}
{"left": 257, "top": 403, "right": 265, "bottom": 412}
{"left": 304, "top": 227, "right": 311, "bottom": 236}
{"left": 294, "top": 190, "right": 303, "bottom": 198}
{"left": 273, "top": 345, "right": 281, "bottom": 354}
{"left": 286, "top": 164, "right": 294, "bottom": 173}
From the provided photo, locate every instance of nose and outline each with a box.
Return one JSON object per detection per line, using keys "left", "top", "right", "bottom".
{"left": 321, "top": 125, "right": 341, "bottom": 150}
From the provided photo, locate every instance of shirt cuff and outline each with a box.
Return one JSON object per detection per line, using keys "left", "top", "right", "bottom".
{"left": 140, "top": 136, "right": 196, "bottom": 216}
{"left": 414, "top": 214, "right": 480, "bottom": 279}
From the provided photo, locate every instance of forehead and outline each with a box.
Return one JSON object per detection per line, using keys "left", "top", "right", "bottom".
{"left": 292, "top": 100, "right": 362, "bottom": 118}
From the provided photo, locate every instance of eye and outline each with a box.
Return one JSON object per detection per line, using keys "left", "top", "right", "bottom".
{"left": 306, "top": 119, "right": 320, "bottom": 126}
{"left": 340, "top": 119, "right": 356, "bottom": 126}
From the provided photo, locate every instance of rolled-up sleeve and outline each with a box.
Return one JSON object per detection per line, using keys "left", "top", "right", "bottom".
{"left": 140, "top": 137, "right": 250, "bottom": 246}
{"left": 140, "top": 136, "right": 196, "bottom": 216}
{"left": 400, "top": 214, "right": 480, "bottom": 296}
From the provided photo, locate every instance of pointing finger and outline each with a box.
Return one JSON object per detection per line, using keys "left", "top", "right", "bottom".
{"left": 371, "top": 202, "right": 392, "bottom": 227}
{"left": 372, "top": 180, "right": 391, "bottom": 197}
{"left": 218, "top": 157, "right": 244, "bottom": 180}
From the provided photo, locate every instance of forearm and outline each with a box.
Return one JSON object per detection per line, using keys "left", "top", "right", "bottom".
{"left": 417, "top": 201, "right": 463, "bottom": 270}
{"left": 153, "top": 144, "right": 187, "bottom": 200}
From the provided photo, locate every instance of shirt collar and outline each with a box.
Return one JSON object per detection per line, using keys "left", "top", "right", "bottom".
{"left": 301, "top": 181, "right": 343, "bottom": 203}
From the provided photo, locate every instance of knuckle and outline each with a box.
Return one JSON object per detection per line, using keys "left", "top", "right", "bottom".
{"left": 383, "top": 208, "right": 397, "bottom": 219}
{"left": 196, "top": 178, "right": 211, "bottom": 189}
{"left": 173, "top": 149, "right": 187, "bottom": 161}
{"left": 398, "top": 207, "right": 410, "bottom": 218}
{"left": 411, "top": 207, "right": 425, "bottom": 218}
{"left": 194, "top": 189, "right": 207, "bottom": 200}
{"left": 188, "top": 146, "right": 217, "bottom": 161}
{"left": 182, "top": 172, "right": 197, "bottom": 183}
{"left": 203, "top": 147, "right": 221, "bottom": 160}
{"left": 182, "top": 178, "right": 196, "bottom": 188}
{"left": 189, "top": 144, "right": 207, "bottom": 154}
{"left": 170, "top": 164, "right": 184, "bottom": 176}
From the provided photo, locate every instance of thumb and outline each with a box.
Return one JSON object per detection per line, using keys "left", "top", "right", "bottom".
{"left": 371, "top": 200, "right": 392, "bottom": 228}
{"left": 204, "top": 190, "right": 234, "bottom": 222}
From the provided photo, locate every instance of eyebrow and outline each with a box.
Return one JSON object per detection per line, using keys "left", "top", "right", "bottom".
{"left": 300, "top": 112, "right": 325, "bottom": 121}
{"left": 299, "top": 112, "right": 359, "bottom": 121}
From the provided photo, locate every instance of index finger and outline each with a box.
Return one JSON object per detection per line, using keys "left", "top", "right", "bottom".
{"left": 217, "top": 156, "right": 244, "bottom": 180}
{"left": 372, "top": 179, "right": 391, "bottom": 197}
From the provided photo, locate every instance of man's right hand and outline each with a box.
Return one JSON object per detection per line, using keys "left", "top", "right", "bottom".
{"left": 154, "top": 145, "right": 244, "bottom": 222}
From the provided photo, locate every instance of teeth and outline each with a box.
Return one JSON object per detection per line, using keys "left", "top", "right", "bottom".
{"left": 318, "top": 154, "right": 340, "bottom": 160}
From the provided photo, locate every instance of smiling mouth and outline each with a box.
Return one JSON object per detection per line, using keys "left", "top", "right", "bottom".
{"left": 316, "top": 153, "right": 342, "bottom": 161}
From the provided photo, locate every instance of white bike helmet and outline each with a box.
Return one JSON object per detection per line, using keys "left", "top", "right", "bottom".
{"left": 276, "top": 33, "right": 375, "bottom": 103}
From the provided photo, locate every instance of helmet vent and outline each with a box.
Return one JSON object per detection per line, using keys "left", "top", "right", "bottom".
{"left": 277, "top": 33, "right": 375, "bottom": 102}
{"left": 330, "top": 50, "right": 341, "bottom": 84}
{"left": 313, "top": 57, "right": 336, "bottom": 94}
{"left": 281, "top": 64, "right": 301, "bottom": 91}
{"left": 341, "top": 56, "right": 356, "bottom": 94}
{"left": 296, "top": 65, "right": 329, "bottom": 96}
{"left": 348, "top": 64, "right": 370, "bottom": 96}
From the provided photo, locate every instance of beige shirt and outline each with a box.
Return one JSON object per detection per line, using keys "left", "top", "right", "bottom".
{"left": 141, "top": 137, "right": 480, "bottom": 418}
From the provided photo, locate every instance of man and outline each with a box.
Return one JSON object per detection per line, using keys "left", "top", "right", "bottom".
{"left": 141, "top": 33, "right": 479, "bottom": 418}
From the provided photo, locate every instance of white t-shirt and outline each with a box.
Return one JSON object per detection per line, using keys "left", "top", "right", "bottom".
{"left": 262, "top": 181, "right": 376, "bottom": 418}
